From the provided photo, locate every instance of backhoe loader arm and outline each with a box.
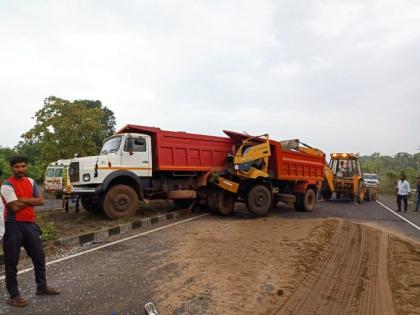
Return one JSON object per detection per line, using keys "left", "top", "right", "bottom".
{"left": 324, "top": 165, "right": 335, "bottom": 192}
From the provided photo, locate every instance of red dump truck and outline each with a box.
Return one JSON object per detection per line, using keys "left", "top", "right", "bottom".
{"left": 208, "top": 130, "right": 325, "bottom": 215}
{"left": 68, "top": 124, "right": 233, "bottom": 218}
{"left": 68, "top": 124, "right": 325, "bottom": 219}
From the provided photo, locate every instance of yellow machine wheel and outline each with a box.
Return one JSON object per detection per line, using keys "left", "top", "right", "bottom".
{"left": 321, "top": 190, "right": 332, "bottom": 200}
{"left": 356, "top": 181, "right": 365, "bottom": 204}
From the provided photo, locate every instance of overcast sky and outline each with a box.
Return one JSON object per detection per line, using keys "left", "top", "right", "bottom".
{"left": 0, "top": 0, "right": 419, "bottom": 156}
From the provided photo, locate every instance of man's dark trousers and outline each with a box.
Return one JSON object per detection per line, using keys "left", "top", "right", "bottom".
{"left": 3, "top": 221, "right": 46, "bottom": 297}
{"left": 397, "top": 194, "right": 408, "bottom": 211}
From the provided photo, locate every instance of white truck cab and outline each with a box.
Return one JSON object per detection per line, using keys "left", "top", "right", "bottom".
{"left": 68, "top": 133, "right": 154, "bottom": 219}
{"left": 69, "top": 133, "right": 152, "bottom": 189}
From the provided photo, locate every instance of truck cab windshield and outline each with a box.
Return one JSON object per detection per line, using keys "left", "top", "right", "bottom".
{"left": 100, "top": 136, "right": 122, "bottom": 155}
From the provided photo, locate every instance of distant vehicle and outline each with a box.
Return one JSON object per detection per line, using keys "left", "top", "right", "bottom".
{"left": 321, "top": 153, "right": 378, "bottom": 202}
{"left": 363, "top": 173, "right": 380, "bottom": 187}
{"left": 44, "top": 159, "right": 71, "bottom": 198}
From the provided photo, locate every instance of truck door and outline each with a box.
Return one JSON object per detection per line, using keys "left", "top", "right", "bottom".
{"left": 121, "top": 135, "right": 152, "bottom": 177}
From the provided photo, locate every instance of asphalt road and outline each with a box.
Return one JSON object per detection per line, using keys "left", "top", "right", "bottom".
{"left": 0, "top": 196, "right": 419, "bottom": 314}
{"left": 35, "top": 199, "right": 64, "bottom": 212}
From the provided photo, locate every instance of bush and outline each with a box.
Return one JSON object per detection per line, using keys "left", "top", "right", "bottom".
{"left": 37, "top": 220, "right": 59, "bottom": 241}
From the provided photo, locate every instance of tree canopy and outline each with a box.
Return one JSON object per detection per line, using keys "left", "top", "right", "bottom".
{"left": 0, "top": 96, "right": 118, "bottom": 181}
{"left": 21, "top": 96, "right": 116, "bottom": 164}
{"left": 360, "top": 152, "right": 420, "bottom": 193}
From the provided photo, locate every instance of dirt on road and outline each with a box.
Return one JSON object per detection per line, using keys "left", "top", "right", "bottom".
{"left": 154, "top": 216, "right": 420, "bottom": 315}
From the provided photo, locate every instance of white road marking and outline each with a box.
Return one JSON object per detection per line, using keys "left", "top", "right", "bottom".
{"left": 376, "top": 200, "right": 420, "bottom": 231}
{"left": 0, "top": 213, "right": 209, "bottom": 280}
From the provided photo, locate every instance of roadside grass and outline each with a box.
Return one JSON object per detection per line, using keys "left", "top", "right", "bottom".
{"left": 0, "top": 200, "right": 179, "bottom": 255}
{"left": 36, "top": 200, "right": 177, "bottom": 239}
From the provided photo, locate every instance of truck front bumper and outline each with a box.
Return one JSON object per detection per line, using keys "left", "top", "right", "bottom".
{"left": 68, "top": 186, "right": 97, "bottom": 194}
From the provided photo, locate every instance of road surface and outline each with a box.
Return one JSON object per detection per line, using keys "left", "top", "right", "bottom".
{"left": 0, "top": 197, "right": 419, "bottom": 314}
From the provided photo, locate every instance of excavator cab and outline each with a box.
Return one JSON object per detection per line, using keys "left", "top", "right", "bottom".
{"left": 321, "top": 153, "right": 366, "bottom": 203}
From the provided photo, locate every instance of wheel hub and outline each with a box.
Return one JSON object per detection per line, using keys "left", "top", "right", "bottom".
{"left": 255, "top": 193, "right": 265, "bottom": 206}
{"left": 113, "top": 193, "right": 130, "bottom": 212}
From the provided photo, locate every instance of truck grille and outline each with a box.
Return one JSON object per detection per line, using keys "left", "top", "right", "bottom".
{"left": 69, "top": 162, "right": 80, "bottom": 183}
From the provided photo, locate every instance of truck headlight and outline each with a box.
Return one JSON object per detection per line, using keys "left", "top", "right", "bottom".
{"left": 83, "top": 174, "right": 90, "bottom": 182}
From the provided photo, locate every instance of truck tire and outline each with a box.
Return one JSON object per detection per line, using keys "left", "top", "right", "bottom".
{"left": 174, "top": 199, "right": 193, "bottom": 209}
{"left": 302, "top": 189, "right": 316, "bottom": 212}
{"left": 81, "top": 196, "right": 102, "bottom": 213}
{"left": 321, "top": 190, "right": 332, "bottom": 200}
{"left": 217, "top": 190, "right": 235, "bottom": 215}
{"left": 294, "top": 194, "right": 303, "bottom": 211}
{"left": 208, "top": 189, "right": 219, "bottom": 213}
{"left": 365, "top": 189, "right": 371, "bottom": 202}
{"left": 371, "top": 190, "right": 377, "bottom": 201}
{"left": 246, "top": 184, "right": 272, "bottom": 216}
{"left": 356, "top": 181, "right": 365, "bottom": 204}
{"left": 103, "top": 184, "right": 139, "bottom": 219}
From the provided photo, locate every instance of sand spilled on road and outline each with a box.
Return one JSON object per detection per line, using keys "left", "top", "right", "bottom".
{"left": 153, "top": 217, "right": 336, "bottom": 314}
{"left": 153, "top": 217, "right": 420, "bottom": 314}
{"left": 388, "top": 236, "right": 420, "bottom": 315}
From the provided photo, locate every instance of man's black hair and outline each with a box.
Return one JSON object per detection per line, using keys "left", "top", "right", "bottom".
{"left": 9, "top": 156, "right": 29, "bottom": 167}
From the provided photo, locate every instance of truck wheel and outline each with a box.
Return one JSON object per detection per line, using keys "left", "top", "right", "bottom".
{"left": 302, "top": 189, "right": 316, "bottom": 212}
{"left": 81, "top": 196, "right": 102, "bottom": 213}
{"left": 103, "top": 185, "right": 139, "bottom": 219}
{"left": 174, "top": 199, "right": 193, "bottom": 209}
{"left": 321, "top": 190, "right": 332, "bottom": 200}
{"left": 217, "top": 190, "right": 235, "bottom": 215}
{"left": 365, "top": 189, "right": 371, "bottom": 202}
{"left": 356, "top": 181, "right": 365, "bottom": 204}
{"left": 246, "top": 185, "right": 272, "bottom": 216}
{"left": 294, "top": 194, "right": 303, "bottom": 211}
{"left": 371, "top": 190, "right": 377, "bottom": 201}
{"left": 208, "top": 189, "right": 219, "bottom": 213}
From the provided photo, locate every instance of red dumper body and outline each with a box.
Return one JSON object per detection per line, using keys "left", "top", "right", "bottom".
{"left": 117, "top": 124, "right": 234, "bottom": 173}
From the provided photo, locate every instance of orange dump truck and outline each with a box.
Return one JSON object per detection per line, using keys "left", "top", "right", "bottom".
{"left": 209, "top": 131, "right": 325, "bottom": 215}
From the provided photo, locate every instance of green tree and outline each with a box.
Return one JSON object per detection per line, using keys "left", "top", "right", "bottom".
{"left": 360, "top": 152, "right": 419, "bottom": 194}
{"left": 0, "top": 146, "right": 18, "bottom": 179}
{"left": 20, "top": 96, "right": 116, "bottom": 177}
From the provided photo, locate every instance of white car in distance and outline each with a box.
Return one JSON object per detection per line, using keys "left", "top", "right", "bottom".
{"left": 363, "top": 173, "right": 380, "bottom": 187}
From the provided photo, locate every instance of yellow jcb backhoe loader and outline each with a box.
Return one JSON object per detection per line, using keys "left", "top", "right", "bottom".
{"left": 321, "top": 153, "right": 367, "bottom": 203}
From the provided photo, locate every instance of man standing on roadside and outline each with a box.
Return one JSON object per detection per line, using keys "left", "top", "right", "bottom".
{"left": 396, "top": 174, "right": 410, "bottom": 212}
{"left": 415, "top": 176, "right": 420, "bottom": 212}
{"left": 0, "top": 156, "right": 60, "bottom": 307}
{"left": 0, "top": 168, "right": 4, "bottom": 238}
